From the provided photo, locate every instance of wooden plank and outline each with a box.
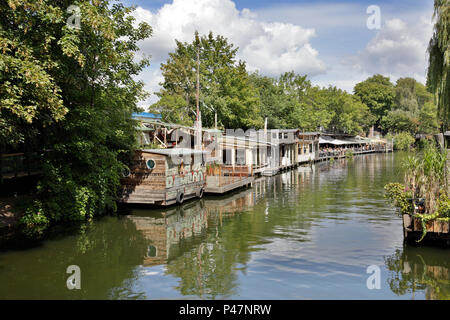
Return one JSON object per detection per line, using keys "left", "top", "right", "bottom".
{"left": 403, "top": 214, "right": 412, "bottom": 230}
{"left": 442, "top": 221, "right": 449, "bottom": 234}
{"left": 433, "top": 220, "right": 443, "bottom": 233}
{"left": 426, "top": 220, "right": 434, "bottom": 232}
{"left": 413, "top": 216, "right": 422, "bottom": 231}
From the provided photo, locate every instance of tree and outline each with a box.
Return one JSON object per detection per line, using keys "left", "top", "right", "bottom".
{"left": 1, "top": 1, "right": 152, "bottom": 236}
{"left": 0, "top": 1, "right": 69, "bottom": 150}
{"left": 427, "top": 0, "right": 450, "bottom": 129}
{"left": 153, "top": 31, "right": 263, "bottom": 129}
{"left": 381, "top": 109, "right": 418, "bottom": 134}
{"left": 324, "top": 87, "right": 375, "bottom": 135}
{"left": 353, "top": 74, "right": 395, "bottom": 130}
{"left": 380, "top": 78, "right": 439, "bottom": 135}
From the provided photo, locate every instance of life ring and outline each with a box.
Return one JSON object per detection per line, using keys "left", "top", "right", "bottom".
{"left": 176, "top": 192, "right": 184, "bottom": 204}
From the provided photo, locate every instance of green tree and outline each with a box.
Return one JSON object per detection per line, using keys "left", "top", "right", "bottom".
{"left": 381, "top": 109, "right": 418, "bottom": 134}
{"left": 1, "top": 0, "right": 152, "bottom": 236}
{"left": 324, "top": 87, "right": 374, "bottom": 134}
{"left": 153, "top": 31, "right": 263, "bottom": 129}
{"left": 427, "top": 0, "right": 450, "bottom": 129}
{"left": 353, "top": 74, "right": 395, "bottom": 130}
{"left": 381, "top": 78, "right": 439, "bottom": 135}
{"left": 393, "top": 131, "right": 416, "bottom": 151}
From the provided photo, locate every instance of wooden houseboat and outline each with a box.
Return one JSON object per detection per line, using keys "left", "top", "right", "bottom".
{"left": 128, "top": 201, "right": 208, "bottom": 266}
{"left": 204, "top": 131, "right": 271, "bottom": 194}
{"left": 120, "top": 148, "right": 207, "bottom": 206}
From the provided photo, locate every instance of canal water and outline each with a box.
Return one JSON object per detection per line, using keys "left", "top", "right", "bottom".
{"left": 0, "top": 153, "right": 448, "bottom": 299}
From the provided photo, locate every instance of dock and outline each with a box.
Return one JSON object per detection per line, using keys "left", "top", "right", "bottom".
{"left": 402, "top": 213, "right": 450, "bottom": 244}
{"left": 205, "top": 165, "right": 254, "bottom": 194}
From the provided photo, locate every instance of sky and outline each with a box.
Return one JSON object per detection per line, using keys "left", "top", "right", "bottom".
{"left": 123, "top": 0, "right": 435, "bottom": 107}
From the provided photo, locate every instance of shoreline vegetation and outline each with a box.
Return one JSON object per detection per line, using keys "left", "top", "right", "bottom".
{"left": 0, "top": 0, "right": 448, "bottom": 241}
{"left": 385, "top": 142, "right": 450, "bottom": 243}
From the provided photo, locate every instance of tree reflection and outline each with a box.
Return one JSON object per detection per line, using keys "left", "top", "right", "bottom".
{"left": 0, "top": 216, "right": 149, "bottom": 299}
{"left": 385, "top": 245, "right": 450, "bottom": 300}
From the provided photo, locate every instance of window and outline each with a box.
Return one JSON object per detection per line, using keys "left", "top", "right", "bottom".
{"left": 223, "top": 149, "right": 232, "bottom": 165}
{"left": 147, "top": 245, "right": 157, "bottom": 257}
{"left": 146, "top": 159, "right": 156, "bottom": 170}
{"left": 122, "top": 167, "right": 131, "bottom": 177}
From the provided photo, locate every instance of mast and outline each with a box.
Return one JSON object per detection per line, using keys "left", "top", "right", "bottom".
{"left": 196, "top": 46, "right": 200, "bottom": 122}
{"left": 194, "top": 44, "right": 202, "bottom": 151}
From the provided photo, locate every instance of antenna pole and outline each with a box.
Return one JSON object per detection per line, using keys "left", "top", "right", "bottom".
{"left": 196, "top": 46, "right": 200, "bottom": 122}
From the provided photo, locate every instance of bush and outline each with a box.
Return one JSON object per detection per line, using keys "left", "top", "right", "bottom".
{"left": 384, "top": 183, "right": 413, "bottom": 215}
{"left": 393, "top": 132, "right": 415, "bottom": 151}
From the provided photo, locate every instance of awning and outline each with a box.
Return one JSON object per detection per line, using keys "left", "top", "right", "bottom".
{"left": 319, "top": 137, "right": 349, "bottom": 145}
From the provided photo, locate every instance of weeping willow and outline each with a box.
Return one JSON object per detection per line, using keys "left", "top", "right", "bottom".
{"left": 427, "top": 0, "right": 450, "bottom": 130}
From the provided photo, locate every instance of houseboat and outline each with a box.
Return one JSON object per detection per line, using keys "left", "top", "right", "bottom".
{"left": 120, "top": 148, "right": 207, "bottom": 206}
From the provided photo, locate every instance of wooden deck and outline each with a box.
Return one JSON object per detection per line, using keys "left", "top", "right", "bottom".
{"left": 205, "top": 175, "right": 254, "bottom": 193}
{"left": 205, "top": 165, "right": 254, "bottom": 194}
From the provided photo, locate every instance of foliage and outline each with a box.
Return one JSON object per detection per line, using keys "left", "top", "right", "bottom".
{"left": 2, "top": 1, "right": 152, "bottom": 236}
{"left": 379, "top": 78, "right": 438, "bottom": 135}
{"left": 249, "top": 72, "right": 373, "bottom": 134}
{"left": 152, "top": 31, "right": 263, "bottom": 129}
{"left": 393, "top": 132, "right": 415, "bottom": 151}
{"left": 385, "top": 142, "right": 449, "bottom": 242}
{"left": 353, "top": 74, "right": 395, "bottom": 129}
{"left": 384, "top": 183, "right": 413, "bottom": 215}
{"left": 427, "top": 0, "right": 450, "bottom": 128}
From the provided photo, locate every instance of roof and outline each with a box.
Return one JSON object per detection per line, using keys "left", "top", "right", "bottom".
{"left": 319, "top": 136, "right": 371, "bottom": 145}
{"left": 132, "top": 112, "right": 162, "bottom": 120}
{"left": 140, "top": 148, "right": 207, "bottom": 156}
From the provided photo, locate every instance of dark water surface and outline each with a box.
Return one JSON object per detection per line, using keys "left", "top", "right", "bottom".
{"left": 0, "top": 153, "right": 449, "bottom": 299}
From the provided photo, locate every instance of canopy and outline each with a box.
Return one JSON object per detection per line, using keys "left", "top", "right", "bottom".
{"left": 319, "top": 137, "right": 349, "bottom": 145}
{"left": 319, "top": 137, "right": 370, "bottom": 145}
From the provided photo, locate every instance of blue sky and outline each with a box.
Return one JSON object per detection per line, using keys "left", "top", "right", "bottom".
{"left": 126, "top": 0, "right": 435, "bottom": 107}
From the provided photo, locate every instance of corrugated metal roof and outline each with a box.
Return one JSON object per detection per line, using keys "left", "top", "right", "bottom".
{"left": 132, "top": 112, "right": 162, "bottom": 119}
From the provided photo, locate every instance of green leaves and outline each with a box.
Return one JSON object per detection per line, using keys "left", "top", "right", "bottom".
{"left": 354, "top": 74, "right": 395, "bottom": 128}
{"left": 154, "top": 31, "right": 263, "bottom": 130}
{"left": 2, "top": 1, "right": 152, "bottom": 237}
{"left": 427, "top": 0, "right": 450, "bottom": 128}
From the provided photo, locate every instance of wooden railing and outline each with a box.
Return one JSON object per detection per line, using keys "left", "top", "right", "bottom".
{"left": 0, "top": 152, "right": 42, "bottom": 182}
{"left": 206, "top": 165, "right": 253, "bottom": 187}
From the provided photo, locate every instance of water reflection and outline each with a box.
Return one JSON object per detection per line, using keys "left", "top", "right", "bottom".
{"left": 0, "top": 217, "right": 149, "bottom": 299}
{"left": 0, "top": 153, "right": 447, "bottom": 300}
{"left": 385, "top": 246, "right": 450, "bottom": 300}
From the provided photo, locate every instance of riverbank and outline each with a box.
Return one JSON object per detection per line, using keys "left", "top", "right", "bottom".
{"left": 0, "top": 196, "right": 29, "bottom": 243}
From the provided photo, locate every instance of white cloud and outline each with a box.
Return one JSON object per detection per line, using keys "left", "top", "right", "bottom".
{"left": 345, "top": 17, "right": 433, "bottom": 83}
{"left": 133, "top": 0, "right": 326, "bottom": 76}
